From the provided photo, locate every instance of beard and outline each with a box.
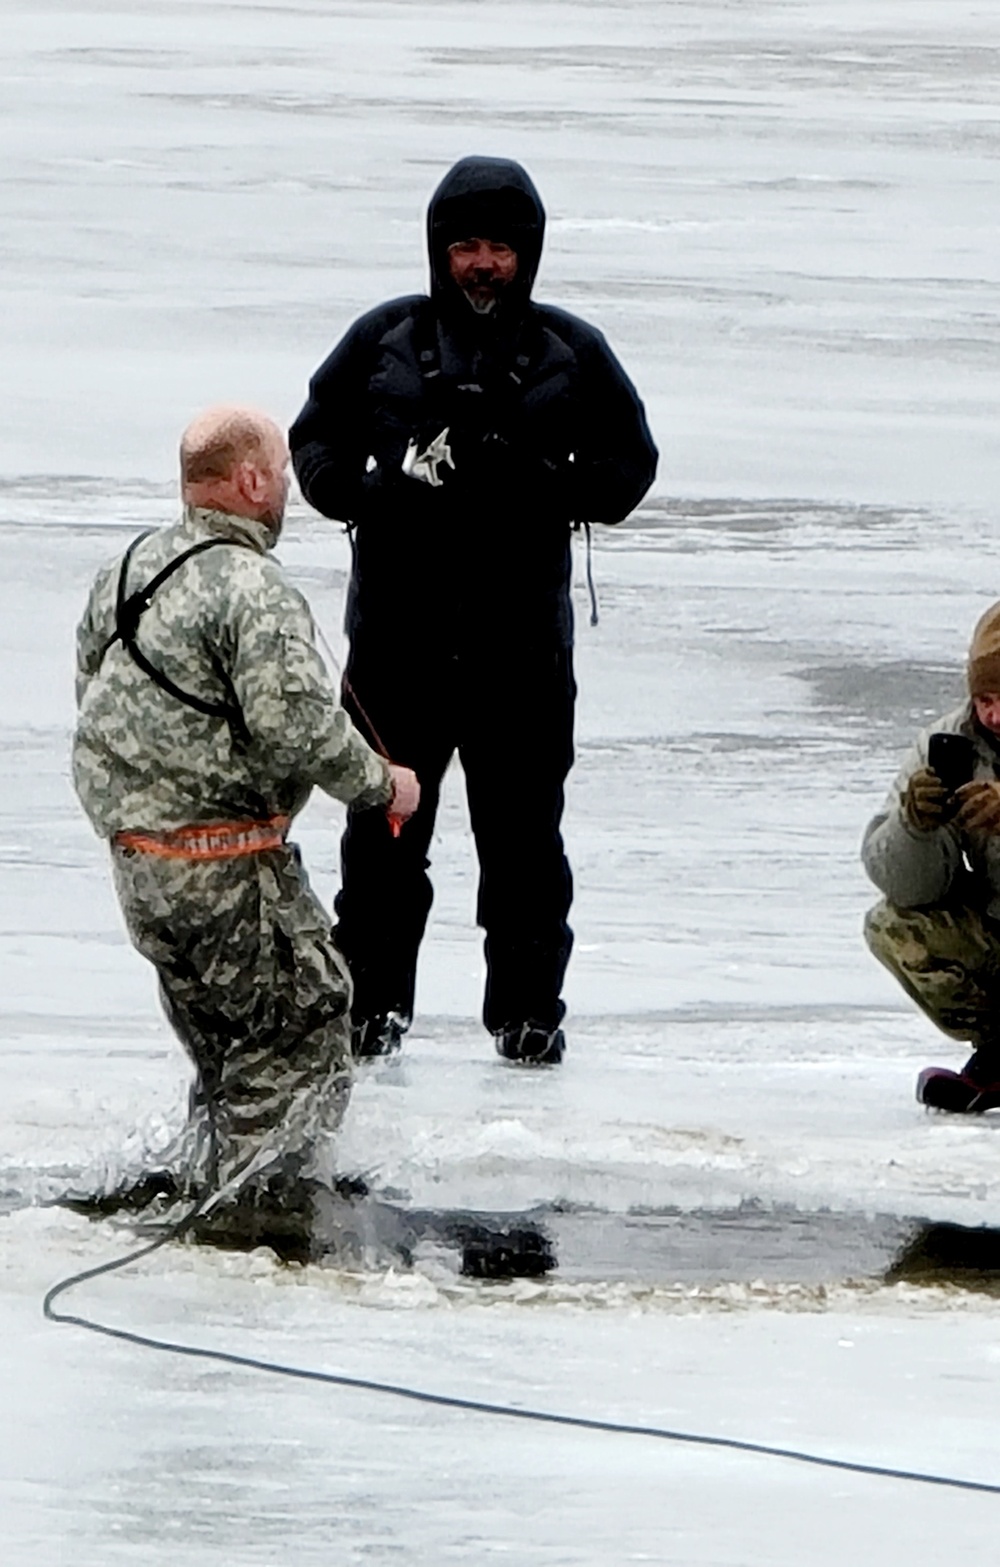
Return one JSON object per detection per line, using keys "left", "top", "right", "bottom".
{"left": 460, "top": 279, "right": 507, "bottom": 315}
{"left": 260, "top": 493, "right": 287, "bottom": 543}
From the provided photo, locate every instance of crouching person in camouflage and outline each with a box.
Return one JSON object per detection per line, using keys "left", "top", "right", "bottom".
{"left": 72, "top": 407, "right": 419, "bottom": 1243}
{"left": 862, "top": 601, "right": 1000, "bottom": 1113}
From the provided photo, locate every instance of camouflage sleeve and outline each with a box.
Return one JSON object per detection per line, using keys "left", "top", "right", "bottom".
{"left": 226, "top": 556, "right": 392, "bottom": 809}
{"left": 74, "top": 563, "right": 116, "bottom": 708}
{"left": 861, "top": 729, "right": 963, "bottom": 907}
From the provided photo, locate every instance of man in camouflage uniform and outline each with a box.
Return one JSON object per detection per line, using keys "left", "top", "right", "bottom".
{"left": 863, "top": 600, "right": 1000, "bottom": 1111}
{"left": 73, "top": 407, "right": 419, "bottom": 1235}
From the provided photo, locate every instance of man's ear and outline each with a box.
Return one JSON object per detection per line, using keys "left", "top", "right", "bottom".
{"left": 237, "top": 459, "right": 266, "bottom": 504}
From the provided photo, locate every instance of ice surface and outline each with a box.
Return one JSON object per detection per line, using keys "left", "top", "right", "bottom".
{"left": 4, "top": 1, "right": 1000, "bottom": 1562}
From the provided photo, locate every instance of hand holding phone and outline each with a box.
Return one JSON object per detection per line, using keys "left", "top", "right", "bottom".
{"left": 903, "top": 767, "right": 951, "bottom": 833}
{"left": 954, "top": 779, "right": 1000, "bottom": 836}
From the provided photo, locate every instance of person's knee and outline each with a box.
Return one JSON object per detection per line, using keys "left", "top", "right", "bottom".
{"left": 477, "top": 863, "right": 573, "bottom": 933}
{"left": 864, "top": 897, "right": 954, "bottom": 959}
{"left": 863, "top": 898, "right": 952, "bottom": 992}
{"left": 863, "top": 898, "right": 893, "bottom": 958}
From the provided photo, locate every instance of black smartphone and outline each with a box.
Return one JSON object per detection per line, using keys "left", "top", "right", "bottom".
{"left": 927, "top": 732, "right": 977, "bottom": 793}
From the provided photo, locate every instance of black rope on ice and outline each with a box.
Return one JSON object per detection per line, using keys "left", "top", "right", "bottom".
{"left": 42, "top": 1245, "right": 1000, "bottom": 1497}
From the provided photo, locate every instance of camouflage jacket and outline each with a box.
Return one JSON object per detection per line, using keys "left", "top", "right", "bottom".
{"left": 862, "top": 700, "right": 1000, "bottom": 915}
{"left": 74, "top": 506, "right": 392, "bottom": 836}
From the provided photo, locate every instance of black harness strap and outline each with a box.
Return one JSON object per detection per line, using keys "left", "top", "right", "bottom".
{"left": 101, "top": 531, "right": 252, "bottom": 747}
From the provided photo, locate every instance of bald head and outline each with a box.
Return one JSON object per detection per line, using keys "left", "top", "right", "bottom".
{"left": 180, "top": 406, "right": 289, "bottom": 533}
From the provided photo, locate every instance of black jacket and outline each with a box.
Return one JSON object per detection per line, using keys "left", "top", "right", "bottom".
{"left": 290, "top": 157, "right": 658, "bottom": 653}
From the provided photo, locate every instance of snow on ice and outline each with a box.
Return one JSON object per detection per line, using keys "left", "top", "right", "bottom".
{"left": 3, "top": 1, "right": 1000, "bottom": 1562}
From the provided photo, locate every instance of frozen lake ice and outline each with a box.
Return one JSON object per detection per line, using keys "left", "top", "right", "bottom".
{"left": 4, "top": 1, "right": 1000, "bottom": 1561}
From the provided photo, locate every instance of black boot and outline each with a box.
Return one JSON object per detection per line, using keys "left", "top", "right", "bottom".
{"left": 494, "top": 1021, "right": 566, "bottom": 1066}
{"left": 917, "top": 1047, "right": 1000, "bottom": 1113}
{"left": 351, "top": 1012, "right": 409, "bottom": 1059}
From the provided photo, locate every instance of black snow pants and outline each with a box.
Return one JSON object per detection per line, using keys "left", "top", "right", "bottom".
{"left": 336, "top": 640, "right": 575, "bottom": 1035}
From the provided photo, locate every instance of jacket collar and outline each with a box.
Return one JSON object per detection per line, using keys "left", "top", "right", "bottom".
{"left": 182, "top": 504, "right": 274, "bottom": 555}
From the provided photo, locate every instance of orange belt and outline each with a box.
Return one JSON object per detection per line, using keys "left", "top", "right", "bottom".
{"left": 114, "top": 815, "right": 290, "bottom": 862}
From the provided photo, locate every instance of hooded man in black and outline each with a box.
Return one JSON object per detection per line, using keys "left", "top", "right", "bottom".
{"left": 290, "top": 156, "right": 658, "bottom": 1064}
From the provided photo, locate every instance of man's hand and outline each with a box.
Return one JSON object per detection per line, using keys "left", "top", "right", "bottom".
{"left": 903, "top": 766, "right": 952, "bottom": 833}
{"left": 401, "top": 428, "right": 455, "bottom": 487}
{"left": 954, "top": 779, "right": 1000, "bottom": 836}
{"left": 386, "top": 763, "right": 420, "bottom": 826}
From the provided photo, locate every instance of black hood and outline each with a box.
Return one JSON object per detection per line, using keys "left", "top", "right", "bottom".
{"left": 426, "top": 156, "right": 545, "bottom": 313}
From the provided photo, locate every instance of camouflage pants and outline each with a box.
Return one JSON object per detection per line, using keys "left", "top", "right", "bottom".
{"left": 112, "top": 841, "right": 353, "bottom": 1189}
{"left": 864, "top": 898, "right": 1000, "bottom": 1046}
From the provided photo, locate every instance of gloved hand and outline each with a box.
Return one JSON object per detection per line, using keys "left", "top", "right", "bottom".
{"left": 401, "top": 428, "right": 455, "bottom": 487}
{"left": 954, "top": 780, "right": 1000, "bottom": 836}
{"left": 903, "top": 766, "right": 952, "bottom": 833}
{"left": 457, "top": 428, "right": 578, "bottom": 514}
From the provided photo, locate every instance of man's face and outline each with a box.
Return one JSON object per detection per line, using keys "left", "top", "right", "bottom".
{"left": 447, "top": 237, "right": 519, "bottom": 314}
{"left": 974, "top": 693, "right": 1000, "bottom": 735}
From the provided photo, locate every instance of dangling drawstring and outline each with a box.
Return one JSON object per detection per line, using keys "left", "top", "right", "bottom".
{"left": 582, "top": 521, "right": 599, "bottom": 627}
